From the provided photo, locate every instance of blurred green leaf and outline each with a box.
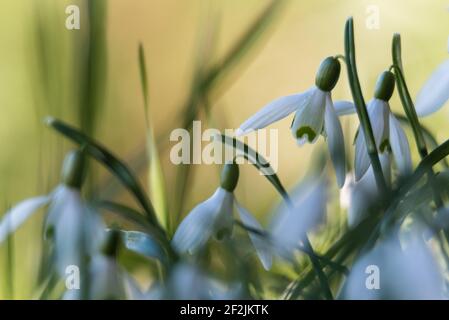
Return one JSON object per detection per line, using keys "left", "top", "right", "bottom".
{"left": 138, "top": 43, "right": 170, "bottom": 232}
{"left": 216, "top": 134, "right": 289, "bottom": 202}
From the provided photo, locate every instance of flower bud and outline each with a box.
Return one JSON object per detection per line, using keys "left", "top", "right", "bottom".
{"left": 61, "top": 150, "right": 86, "bottom": 189}
{"left": 220, "top": 162, "right": 239, "bottom": 192}
{"left": 315, "top": 56, "right": 341, "bottom": 92}
{"left": 374, "top": 71, "right": 395, "bottom": 102}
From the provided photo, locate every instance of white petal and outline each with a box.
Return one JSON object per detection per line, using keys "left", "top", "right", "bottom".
{"left": 237, "top": 89, "right": 313, "bottom": 135}
{"left": 354, "top": 99, "right": 389, "bottom": 180}
{"left": 0, "top": 196, "right": 50, "bottom": 243}
{"left": 48, "top": 187, "right": 90, "bottom": 274}
{"left": 270, "top": 177, "right": 327, "bottom": 256}
{"left": 171, "top": 188, "right": 233, "bottom": 254}
{"left": 368, "top": 99, "right": 390, "bottom": 151}
{"left": 235, "top": 202, "right": 272, "bottom": 271}
{"left": 348, "top": 153, "right": 391, "bottom": 228}
{"left": 354, "top": 130, "right": 370, "bottom": 181}
{"left": 334, "top": 100, "right": 356, "bottom": 116}
{"left": 416, "top": 59, "right": 449, "bottom": 117}
{"left": 89, "top": 255, "right": 127, "bottom": 300}
{"left": 324, "top": 96, "right": 346, "bottom": 187}
{"left": 389, "top": 114, "right": 412, "bottom": 176}
{"left": 342, "top": 236, "right": 444, "bottom": 299}
{"left": 291, "top": 88, "right": 326, "bottom": 144}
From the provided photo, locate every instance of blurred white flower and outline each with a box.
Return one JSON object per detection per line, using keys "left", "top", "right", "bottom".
{"left": 0, "top": 151, "right": 105, "bottom": 276}
{"left": 269, "top": 176, "right": 327, "bottom": 258}
{"left": 166, "top": 263, "right": 242, "bottom": 300}
{"left": 416, "top": 40, "right": 449, "bottom": 117}
{"left": 46, "top": 185, "right": 105, "bottom": 275}
{"left": 347, "top": 153, "right": 391, "bottom": 228}
{"left": 172, "top": 164, "right": 272, "bottom": 270}
{"left": 342, "top": 236, "right": 446, "bottom": 299}
{"left": 236, "top": 57, "right": 349, "bottom": 187}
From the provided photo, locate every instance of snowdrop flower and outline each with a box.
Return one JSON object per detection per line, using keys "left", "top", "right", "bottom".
{"left": 0, "top": 150, "right": 105, "bottom": 275}
{"left": 415, "top": 39, "right": 449, "bottom": 117}
{"left": 64, "top": 230, "right": 130, "bottom": 300}
{"left": 172, "top": 163, "right": 272, "bottom": 270}
{"left": 346, "top": 153, "right": 391, "bottom": 228}
{"left": 236, "top": 56, "right": 348, "bottom": 187}
{"left": 269, "top": 176, "right": 327, "bottom": 258}
{"left": 342, "top": 235, "right": 445, "bottom": 299}
{"left": 353, "top": 71, "right": 412, "bottom": 180}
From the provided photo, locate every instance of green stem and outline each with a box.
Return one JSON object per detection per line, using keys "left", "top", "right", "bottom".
{"left": 344, "top": 17, "right": 389, "bottom": 200}
{"left": 392, "top": 33, "right": 444, "bottom": 208}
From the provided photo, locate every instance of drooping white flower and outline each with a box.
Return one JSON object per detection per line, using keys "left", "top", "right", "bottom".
{"left": 171, "top": 163, "right": 272, "bottom": 270}
{"left": 342, "top": 235, "right": 445, "bottom": 299}
{"left": 269, "top": 176, "right": 327, "bottom": 258}
{"left": 236, "top": 57, "right": 348, "bottom": 187}
{"left": 415, "top": 39, "right": 449, "bottom": 117}
{"left": 347, "top": 153, "right": 391, "bottom": 228}
{"left": 352, "top": 71, "right": 411, "bottom": 181}
{"left": 166, "top": 263, "right": 243, "bottom": 300}
{"left": 63, "top": 231, "right": 130, "bottom": 300}
{"left": 0, "top": 150, "right": 105, "bottom": 276}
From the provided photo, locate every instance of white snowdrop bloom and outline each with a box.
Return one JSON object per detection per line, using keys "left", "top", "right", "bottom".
{"left": 172, "top": 163, "right": 272, "bottom": 270}
{"left": 0, "top": 151, "right": 105, "bottom": 275}
{"left": 353, "top": 71, "right": 411, "bottom": 181}
{"left": 64, "top": 231, "right": 129, "bottom": 300}
{"left": 415, "top": 43, "right": 449, "bottom": 117}
{"left": 347, "top": 153, "right": 391, "bottom": 228}
{"left": 342, "top": 235, "right": 445, "bottom": 300}
{"left": 236, "top": 57, "right": 348, "bottom": 187}
{"left": 269, "top": 176, "right": 327, "bottom": 258}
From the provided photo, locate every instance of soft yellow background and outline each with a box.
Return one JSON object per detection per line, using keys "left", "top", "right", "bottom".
{"left": 1, "top": 0, "right": 449, "bottom": 298}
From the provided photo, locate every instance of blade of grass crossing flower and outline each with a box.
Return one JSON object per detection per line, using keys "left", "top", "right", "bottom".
{"left": 138, "top": 44, "right": 170, "bottom": 232}
{"left": 344, "top": 17, "right": 389, "bottom": 200}
{"left": 45, "top": 117, "right": 161, "bottom": 231}
{"left": 79, "top": 0, "right": 107, "bottom": 136}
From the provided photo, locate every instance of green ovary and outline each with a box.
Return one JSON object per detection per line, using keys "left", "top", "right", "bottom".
{"left": 296, "top": 126, "right": 316, "bottom": 142}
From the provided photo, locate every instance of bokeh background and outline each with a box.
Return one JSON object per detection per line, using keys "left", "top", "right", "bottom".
{"left": 1, "top": 0, "right": 449, "bottom": 298}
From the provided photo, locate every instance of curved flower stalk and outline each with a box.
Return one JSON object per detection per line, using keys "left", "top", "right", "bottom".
{"left": 268, "top": 175, "right": 327, "bottom": 259}
{"left": 0, "top": 150, "right": 105, "bottom": 275}
{"left": 349, "top": 71, "right": 412, "bottom": 180}
{"left": 342, "top": 235, "right": 445, "bottom": 299}
{"left": 415, "top": 38, "right": 449, "bottom": 117}
{"left": 171, "top": 163, "right": 272, "bottom": 270}
{"left": 236, "top": 56, "right": 350, "bottom": 187}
